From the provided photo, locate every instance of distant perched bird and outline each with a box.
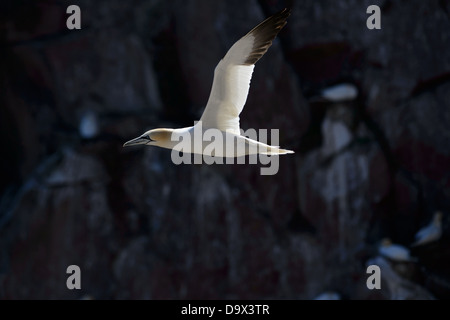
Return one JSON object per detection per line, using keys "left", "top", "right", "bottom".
{"left": 124, "top": 9, "right": 294, "bottom": 157}
{"left": 314, "top": 291, "right": 341, "bottom": 300}
{"left": 309, "top": 83, "right": 358, "bottom": 103}
{"left": 411, "top": 211, "right": 443, "bottom": 247}
{"left": 379, "top": 238, "right": 416, "bottom": 262}
{"left": 79, "top": 111, "right": 99, "bottom": 139}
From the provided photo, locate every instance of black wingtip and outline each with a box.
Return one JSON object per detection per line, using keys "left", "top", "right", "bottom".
{"left": 274, "top": 8, "right": 292, "bottom": 22}
{"left": 279, "top": 8, "right": 292, "bottom": 17}
{"left": 243, "top": 8, "right": 291, "bottom": 65}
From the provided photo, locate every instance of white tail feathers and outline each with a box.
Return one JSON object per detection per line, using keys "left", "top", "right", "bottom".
{"left": 260, "top": 147, "right": 294, "bottom": 155}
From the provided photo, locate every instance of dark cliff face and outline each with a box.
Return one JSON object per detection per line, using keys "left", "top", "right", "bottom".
{"left": 1, "top": 0, "right": 449, "bottom": 300}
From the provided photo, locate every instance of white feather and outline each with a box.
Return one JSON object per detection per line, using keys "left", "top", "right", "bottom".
{"left": 321, "top": 83, "right": 358, "bottom": 102}
{"left": 200, "top": 34, "right": 257, "bottom": 135}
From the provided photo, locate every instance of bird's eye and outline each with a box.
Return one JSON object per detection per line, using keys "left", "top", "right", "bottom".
{"left": 142, "top": 135, "right": 152, "bottom": 141}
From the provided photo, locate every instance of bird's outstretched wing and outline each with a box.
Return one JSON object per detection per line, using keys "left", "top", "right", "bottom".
{"left": 199, "top": 8, "right": 291, "bottom": 134}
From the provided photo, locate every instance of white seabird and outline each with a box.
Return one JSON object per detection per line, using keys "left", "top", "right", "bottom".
{"left": 411, "top": 211, "right": 443, "bottom": 247}
{"left": 124, "top": 9, "right": 294, "bottom": 157}
{"left": 378, "top": 238, "right": 416, "bottom": 262}
{"left": 320, "top": 83, "right": 358, "bottom": 102}
{"left": 309, "top": 83, "right": 358, "bottom": 103}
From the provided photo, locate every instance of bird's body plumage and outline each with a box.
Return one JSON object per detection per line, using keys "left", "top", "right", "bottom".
{"left": 146, "top": 126, "right": 285, "bottom": 157}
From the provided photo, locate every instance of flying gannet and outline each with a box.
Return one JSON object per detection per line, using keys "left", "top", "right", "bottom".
{"left": 124, "top": 9, "right": 294, "bottom": 157}
{"left": 411, "top": 211, "right": 443, "bottom": 247}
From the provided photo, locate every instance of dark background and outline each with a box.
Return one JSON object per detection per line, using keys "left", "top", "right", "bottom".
{"left": 1, "top": 0, "right": 450, "bottom": 299}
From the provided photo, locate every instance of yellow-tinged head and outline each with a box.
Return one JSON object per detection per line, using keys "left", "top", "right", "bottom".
{"left": 434, "top": 211, "right": 443, "bottom": 224}
{"left": 380, "top": 238, "right": 392, "bottom": 247}
{"left": 123, "top": 128, "right": 173, "bottom": 147}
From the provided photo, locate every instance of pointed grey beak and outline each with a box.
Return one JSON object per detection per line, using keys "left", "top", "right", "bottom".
{"left": 123, "top": 135, "right": 151, "bottom": 147}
